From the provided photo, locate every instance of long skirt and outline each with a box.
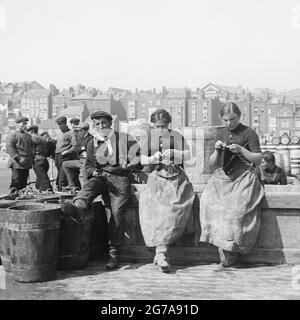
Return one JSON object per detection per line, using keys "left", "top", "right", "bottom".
{"left": 199, "top": 167, "right": 265, "bottom": 254}
{"left": 139, "top": 169, "right": 195, "bottom": 247}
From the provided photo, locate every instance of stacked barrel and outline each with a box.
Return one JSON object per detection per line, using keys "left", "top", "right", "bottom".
{"left": 261, "top": 133, "right": 300, "bottom": 178}
{"left": 0, "top": 193, "right": 108, "bottom": 283}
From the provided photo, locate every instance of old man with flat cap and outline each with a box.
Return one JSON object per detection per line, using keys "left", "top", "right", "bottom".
{"left": 61, "top": 110, "right": 142, "bottom": 270}
{"left": 5, "top": 117, "right": 34, "bottom": 192}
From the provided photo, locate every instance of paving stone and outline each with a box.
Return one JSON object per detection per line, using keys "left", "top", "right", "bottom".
{"left": 1, "top": 261, "right": 300, "bottom": 300}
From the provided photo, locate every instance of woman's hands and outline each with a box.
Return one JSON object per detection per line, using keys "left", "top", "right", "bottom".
{"left": 227, "top": 144, "right": 243, "bottom": 154}
{"left": 214, "top": 141, "right": 243, "bottom": 154}
{"left": 141, "top": 150, "right": 184, "bottom": 165}
{"left": 215, "top": 140, "right": 226, "bottom": 150}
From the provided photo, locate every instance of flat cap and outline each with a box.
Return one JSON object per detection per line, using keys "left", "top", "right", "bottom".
{"left": 55, "top": 116, "right": 67, "bottom": 124}
{"left": 91, "top": 111, "right": 113, "bottom": 121}
{"left": 27, "top": 125, "right": 39, "bottom": 132}
{"left": 70, "top": 117, "right": 80, "bottom": 124}
{"left": 16, "top": 116, "right": 29, "bottom": 123}
{"left": 77, "top": 122, "right": 90, "bottom": 130}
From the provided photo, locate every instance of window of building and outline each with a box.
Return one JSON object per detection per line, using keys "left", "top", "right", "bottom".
{"left": 268, "top": 108, "right": 271, "bottom": 115}
{"left": 281, "top": 120, "right": 290, "bottom": 128}
{"left": 191, "top": 104, "right": 196, "bottom": 122}
{"left": 203, "top": 114, "right": 208, "bottom": 122}
{"left": 295, "top": 120, "right": 300, "bottom": 128}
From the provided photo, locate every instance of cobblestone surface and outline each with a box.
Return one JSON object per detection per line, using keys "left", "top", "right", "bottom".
{"left": 1, "top": 261, "right": 300, "bottom": 300}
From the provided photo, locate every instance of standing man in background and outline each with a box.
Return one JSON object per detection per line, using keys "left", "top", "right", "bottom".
{"left": 27, "top": 125, "right": 53, "bottom": 192}
{"left": 54, "top": 116, "right": 79, "bottom": 191}
{"left": 62, "top": 122, "right": 93, "bottom": 189}
{"left": 5, "top": 117, "right": 34, "bottom": 192}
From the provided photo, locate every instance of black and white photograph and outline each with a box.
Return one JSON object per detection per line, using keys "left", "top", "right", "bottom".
{"left": 0, "top": 0, "right": 300, "bottom": 306}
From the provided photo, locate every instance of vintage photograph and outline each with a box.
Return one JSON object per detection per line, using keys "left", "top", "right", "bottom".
{"left": 0, "top": 0, "right": 300, "bottom": 304}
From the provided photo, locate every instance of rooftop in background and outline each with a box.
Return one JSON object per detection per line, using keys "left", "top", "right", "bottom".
{"left": 92, "top": 93, "right": 111, "bottom": 100}
{"left": 163, "top": 88, "right": 188, "bottom": 98}
{"left": 70, "top": 93, "right": 94, "bottom": 100}
{"left": 22, "top": 89, "right": 50, "bottom": 99}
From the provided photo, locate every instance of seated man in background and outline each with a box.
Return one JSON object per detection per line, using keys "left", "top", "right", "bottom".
{"left": 256, "top": 151, "right": 287, "bottom": 185}
{"left": 62, "top": 122, "right": 93, "bottom": 189}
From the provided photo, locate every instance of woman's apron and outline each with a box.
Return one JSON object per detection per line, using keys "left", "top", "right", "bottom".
{"left": 200, "top": 166, "right": 265, "bottom": 253}
{"left": 139, "top": 166, "right": 195, "bottom": 247}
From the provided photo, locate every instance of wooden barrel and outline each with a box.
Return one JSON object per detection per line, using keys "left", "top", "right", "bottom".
{"left": 89, "top": 201, "right": 109, "bottom": 261}
{"left": 276, "top": 146, "right": 291, "bottom": 176}
{"left": 58, "top": 202, "right": 93, "bottom": 271}
{"left": 0, "top": 200, "right": 17, "bottom": 272}
{"left": 45, "top": 198, "right": 72, "bottom": 205}
{"left": 291, "top": 136, "right": 300, "bottom": 145}
{"left": 6, "top": 203, "right": 61, "bottom": 283}
{"left": 36, "top": 193, "right": 73, "bottom": 204}
{"left": 289, "top": 145, "right": 300, "bottom": 176}
{"left": 271, "top": 136, "right": 280, "bottom": 145}
{"left": 280, "top": 134, "right": 291, "bottom": 145}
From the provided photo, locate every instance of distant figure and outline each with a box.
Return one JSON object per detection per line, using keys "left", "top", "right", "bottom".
{"left": 62, "top": 122, "right": 93, "bottom": 189}
{"left": 257, "top": 151, "right": 287, "bottom": 185}
{"left": 54, "top": 116, "right": 79, "bottom": 191}
{"left": 60, "top": 117, "right": 82, "bottom": 190}
{"left": 41, "top": 132, "right": 57, "bottom": 159}
{"left": 5, "top": 117, "right": 34, "bottom": 192}
{"left": 27, "top": 125, "right": 53, "bottom": 192}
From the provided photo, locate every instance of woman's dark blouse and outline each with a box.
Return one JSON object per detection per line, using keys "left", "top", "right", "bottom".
{"left": 215, "top": 123, "right": 261, "bottom": 172}
{"left": 141, "top": 128, "right": 189, "bottom": 171}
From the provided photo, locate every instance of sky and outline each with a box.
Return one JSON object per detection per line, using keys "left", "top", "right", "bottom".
{"left": 0, "top": 0, "right": 300, "bottom": 92}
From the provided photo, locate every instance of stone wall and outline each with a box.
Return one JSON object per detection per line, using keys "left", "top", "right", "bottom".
{"left": 114, "top": 185, "right": 300, "bottom": 265}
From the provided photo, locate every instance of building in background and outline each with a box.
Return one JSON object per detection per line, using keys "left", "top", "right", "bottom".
{"left": 20, "top": 89, "right": 52, "bottom": 124}
{"left": 188, "top": 97, "right": 222, "bottom": 127}
{"left": 58, "top": 105, "right": 89, "bottom": 123}
{"left": 52, "top": 94, "right": 71, "bottom": 119}
{"left": 160, "top": 88, "right": 191, "bottom": 129}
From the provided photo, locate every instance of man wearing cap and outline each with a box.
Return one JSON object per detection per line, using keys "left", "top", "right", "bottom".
{"left": 69, "top": 117, "right": 80, "bottom": 132}
{"left": 5, "top": 117, "right": 34, "bottom": 192}
{"left": 62, "top": 122, "right": 93, "bottom": 188}
{"left": 55, "top": 116, "right": 80, "bottom": 191}
{"left": 61, "top": 110, "right": 141, "bottom": 270}
{"left": 27, "top": 125, "right": 53, "bottom": 192}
